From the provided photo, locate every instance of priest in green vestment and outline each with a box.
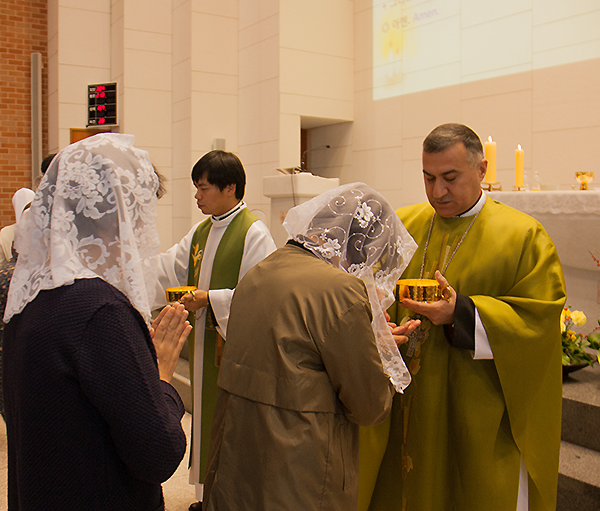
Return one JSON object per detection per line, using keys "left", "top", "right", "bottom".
{"left": 360, "top": 124, "right": 566, "bottom": 511}
{"left": 153, "top": 150, "right": 276, "bottom": 509}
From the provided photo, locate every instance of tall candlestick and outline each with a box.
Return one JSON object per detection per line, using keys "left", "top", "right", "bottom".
{"left": 515, "top": 144, "right": 524, "bottom": 188}
{"left": 484, "top": 136, "right": 497, "bottom": 183}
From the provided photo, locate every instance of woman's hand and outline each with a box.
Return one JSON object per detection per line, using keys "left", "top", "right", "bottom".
{"left": 385, "top": 311, "right": 421, "bottom": 346}
{"left": 390, "top": 319, "right": 421, "bottom": 346}
{"left": 150, "top": 303, "right": 192, "bottom": 383}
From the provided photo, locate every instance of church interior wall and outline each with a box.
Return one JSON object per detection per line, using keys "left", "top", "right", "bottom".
{"left": 49, "top": 2, "right": 111, "bottom": 152}
{"left": 2, "top": 0, "right": 599, "bottom": 273}
{"left": 170, "top": 0, "right": 193, "bottom": 248}
{"left": 235, "top": 0, "right": 279, "bottom": 231}
{"left": 348, "top": 1, "right": 600, "bottom": 210}
{"left": 121, "top": 0, "right": 175, "bottom": 247}
{"left": 279, "top": 0, "right": 354, "bottom": 125}
{"left": 187, "top": 2, "right": 240, "bottom": 238}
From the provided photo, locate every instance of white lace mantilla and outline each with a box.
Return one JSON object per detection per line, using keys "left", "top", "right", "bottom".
{"left": 4, "top": 133, "right": 160, "bottom": 325}
{"left": 283, "top": 182, "right": 417, "bottom": 393}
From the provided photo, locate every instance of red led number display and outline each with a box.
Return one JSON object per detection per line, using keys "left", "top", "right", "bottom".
{"left": 87, "top": 83, "right": 117, "bottom": 126}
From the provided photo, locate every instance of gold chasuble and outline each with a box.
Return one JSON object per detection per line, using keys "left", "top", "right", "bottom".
{"left": 362, "top": 197, "right": 565, "bottom": 511}
{"left": 187, "top": 207, "right": 259, "bottom": 483}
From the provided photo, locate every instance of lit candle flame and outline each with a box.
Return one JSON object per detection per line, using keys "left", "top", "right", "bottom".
{"left": 518, "top": 144, "right": 522, "bottom": 150}
{"left": 488, "top": 136, "right": 493, "bottom": 143}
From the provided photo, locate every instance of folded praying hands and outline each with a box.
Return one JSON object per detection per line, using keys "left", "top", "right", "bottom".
{"left": 150, "top": 303, "right": 192, "bottom": 382}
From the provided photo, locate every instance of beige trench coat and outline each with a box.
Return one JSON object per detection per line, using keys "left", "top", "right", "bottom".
{"left": 203, "top": 243, "right": 394, "bottom": 511}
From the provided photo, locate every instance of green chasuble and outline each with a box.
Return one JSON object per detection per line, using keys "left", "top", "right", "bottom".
{"left": 361, "top": 197, "right": 565, "bottom": 511}
{"left": 187, "top": 207, "right": 259, "bottom": 484}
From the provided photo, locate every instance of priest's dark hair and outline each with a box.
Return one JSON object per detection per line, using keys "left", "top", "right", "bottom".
{"left": 191, "top": 150, "right": 246, "bottom": 200}
{"left": 423, "top": 123, "right": 484, "bottom": 168}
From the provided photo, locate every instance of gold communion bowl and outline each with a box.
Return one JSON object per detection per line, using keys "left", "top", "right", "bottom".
{"left": 165, "top": 286, "right": 197, "bottom": 303}
{"left": 575, "top": 171, "right": 594, "bottom": 190}
{"left": 395, "top": 279, "right": 449, "bottom": 303}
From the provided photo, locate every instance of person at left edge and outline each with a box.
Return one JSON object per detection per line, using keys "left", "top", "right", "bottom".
{"left": 0, "top": 188, "right": 35, "bottom": 420}
{"left": 153, "top": 150, "right": 277, "bottom": 508}
{"left": 0, "top": 188, "right": 35, "bottom": 265}
{"left": 3, "top": 133, "right": 192, "bottom": 510}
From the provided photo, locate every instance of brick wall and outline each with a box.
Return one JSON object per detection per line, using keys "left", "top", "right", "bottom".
{"left": 0, "top": 0, "right": 48, "bottom": 229}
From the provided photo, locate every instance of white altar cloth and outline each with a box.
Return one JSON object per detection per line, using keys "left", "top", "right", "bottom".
{"left": 487, "top": 191, "right": 600, "bottom": 272}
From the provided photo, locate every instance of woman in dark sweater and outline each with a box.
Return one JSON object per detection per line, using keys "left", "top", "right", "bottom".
{"left": 2, "top": 133, "right": 192, "bottom": 511}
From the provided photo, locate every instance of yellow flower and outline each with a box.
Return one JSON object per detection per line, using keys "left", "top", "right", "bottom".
{"left": 560, "top": 309, "right": 568, "bottom": 333}
{"left": 571, "top": 310, "right": 586, "bottom": 326}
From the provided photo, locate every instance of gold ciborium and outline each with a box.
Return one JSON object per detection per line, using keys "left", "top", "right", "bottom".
{"left": 575, "top": 171, "right": 594, "bottom": 190}
{"left": 395, "top": 279, "right": 451, "bottom": 303}
{"left": 165, "top": 286, "right": 197, "bottom": 303}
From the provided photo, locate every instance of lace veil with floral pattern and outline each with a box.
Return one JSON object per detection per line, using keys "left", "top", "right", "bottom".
{"left": 3, "top": 133, "right": 160, "bottom": 326}
{"left": 283, "top": 182, "right": 417, "bottom": 392}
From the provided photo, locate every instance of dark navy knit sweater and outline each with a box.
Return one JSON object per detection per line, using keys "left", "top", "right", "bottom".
{"left": 3, "top": 278, "right": 186, "bottom": 510}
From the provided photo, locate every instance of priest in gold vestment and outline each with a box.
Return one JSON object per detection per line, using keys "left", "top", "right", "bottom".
{"left": 361, "top": 124, "right": 566, "bottom": 511}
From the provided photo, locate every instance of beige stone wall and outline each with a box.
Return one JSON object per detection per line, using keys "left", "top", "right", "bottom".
{"left": 34, "top": 0, "right": 600, "bottom": 249}
{"left": 336, "top": 0, "right": 600, "bottom": 208}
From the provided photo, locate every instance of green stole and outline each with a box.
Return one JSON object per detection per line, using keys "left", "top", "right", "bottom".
{"left": 186, "top": 207, "right": 259, "bottom": 484}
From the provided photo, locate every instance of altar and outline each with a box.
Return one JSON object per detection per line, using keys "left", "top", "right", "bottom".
{"left": 487, "top": 190, "right": 600, "bottom": 322}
